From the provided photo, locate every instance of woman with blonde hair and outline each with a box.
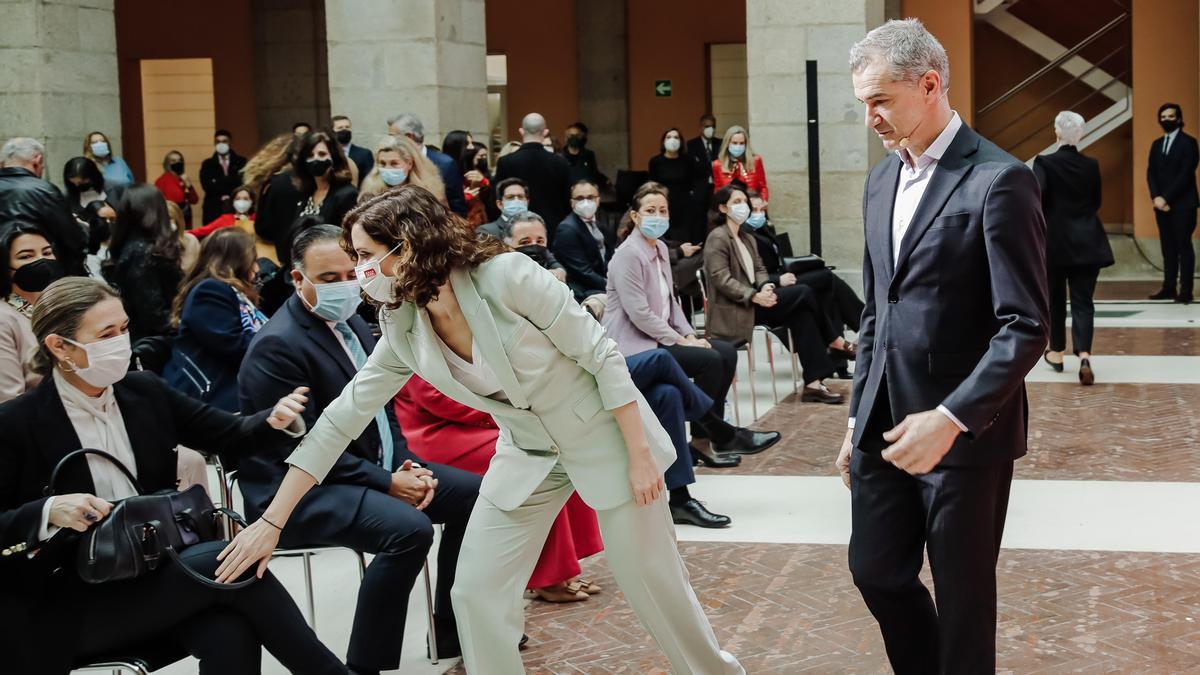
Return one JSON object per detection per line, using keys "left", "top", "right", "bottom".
{"left": 358, "top": 134, "right": 446, "bottom": 203}
{"left": 712, "top": 125, "right": 769, "bottom": 202}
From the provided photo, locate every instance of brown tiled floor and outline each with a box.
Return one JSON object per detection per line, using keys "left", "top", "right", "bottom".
{"left": 1091, "top": 326, "right": 1200, "bottom": 356}
{"left": 448, "top": 543, "right": 1200, "bottom": 674}
{"left": 703, "top": 381, "right": 1200, "bottom": 482}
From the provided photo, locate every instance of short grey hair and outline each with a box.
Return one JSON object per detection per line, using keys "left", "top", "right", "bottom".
{"left": 1053, "top": 111, "right": 1086, "bottom": 146}
{"left": 521, "top": 113, "right": 546, "bottom": 136}
{"left": 506, "top": 211, "right": 547, "bottom": 244}
{"left": 291, "top": 224, "right": 344, "bottom": 271}
{"left": 387, "top": 113, "right": 424, "bottom": 142}
{"left": 849, "top": 18, "right": 950, "bottom": 91}
{"left": 1, "top": 137, "right": 45, "bottom": 167}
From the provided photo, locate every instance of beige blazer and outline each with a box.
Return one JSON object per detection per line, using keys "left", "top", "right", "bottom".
{"left": 286, "top": 252, "right": 677, "bottom": 511}
{"left": 0, "top": 301, "right": 41, "bottom": 403}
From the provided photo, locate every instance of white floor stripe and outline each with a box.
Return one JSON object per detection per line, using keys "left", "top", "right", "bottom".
{"left": 1025, "top": 354, "right": 1200, "bottom": 384}
{"left": 684, "top": 474, "right": 1200, "bottom": 554}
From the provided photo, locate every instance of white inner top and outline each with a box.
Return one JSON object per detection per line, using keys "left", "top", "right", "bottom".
{"left": 732, "top": 233, "right": 756, "bottom": 284}
{"left": 433, "top": 330, "right": 505, "bottom": 399}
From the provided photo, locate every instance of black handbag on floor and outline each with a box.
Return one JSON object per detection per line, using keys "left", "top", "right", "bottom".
{"left": 44, "top": 448, "right": 254, "bottom": 589}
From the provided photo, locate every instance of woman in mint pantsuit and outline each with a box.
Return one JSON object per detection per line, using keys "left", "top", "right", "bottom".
{"left": 215, "top": 186, "right": 743, "bottom": 675}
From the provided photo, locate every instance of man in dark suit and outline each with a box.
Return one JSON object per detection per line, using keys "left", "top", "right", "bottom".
{"left": 494, "top": 112, "right": 572, "bottom": 238}
{"left": 1147, "top": 102, "right": 1199, "bottom": 303}
{"left": 687, "top": 114, "right": 721, "bottom": 207}
{"left": 839, "top": 20, "right": 1049, "bottom": 674}
{"left": 333, "top": 114, "right": 374, "bottom": 187}
{"left": 388, "top": 112, "right": 466, "bottom": 216}
{"left": 477, "top": 177, "right": 530, "bottom": 241}
{"left": 561, "top": 122, "right": 605, "bottom": 187}
{"left": 237, "top": 225, "right": 480, "bottom": 670}
{"left": 199, "top": 129, "right": 247, "bottom": 223}
{"left": 552, "top": 179, "right": 614, "bottom": 300}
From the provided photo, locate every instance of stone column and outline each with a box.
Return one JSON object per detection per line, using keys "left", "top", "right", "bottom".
{"left": 0, "top": 0, "right": 121, "bottom": 187}
{"left": 576, "top": 0, "right": 629, "bottom": 183}
{"left": 252, "top": 0, "right": 330, "bottom": 141}
{"left": 746, "top": 0, "right": 886, "bottom": 269}
{"left": 324, "top": 0, "right": 488, "bottom": 149}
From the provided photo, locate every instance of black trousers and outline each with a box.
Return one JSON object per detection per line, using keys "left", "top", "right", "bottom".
{"left": 663, "top": 340, "right": 737, "bottom": 439}
{"left": 1156, "top": 206, "right": 1198, "bottom": 295}
{"left": 755, "top": 283, "right": 838, "bottom": 384}
{"left": 72, "top": 540, "right": 345, "bottom": 675}
{"left": 849, "top": 385, "right": 1014, "bottom": 675}
{"left": 1048, "top": 265, "right": 1100, "bottom": 354}
{"left": 280, "top": 464, "right": 479, "bottom": 669}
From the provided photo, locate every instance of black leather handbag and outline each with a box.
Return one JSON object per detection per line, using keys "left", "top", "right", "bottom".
{"left": 783, "top": 254, "right": 829, "bottom": 275}
{"left": 44, "top": 448, "right": 254, "bottom": 589}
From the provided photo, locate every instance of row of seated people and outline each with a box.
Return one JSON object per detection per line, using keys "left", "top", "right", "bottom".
{"left": 0, "top": 221, "right": 781, "bottom": 674}
{"left": 479, "top": 178, "right": 864, "bottom": 405}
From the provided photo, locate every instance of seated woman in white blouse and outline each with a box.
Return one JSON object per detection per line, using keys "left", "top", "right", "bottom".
{"left": 0, "top": 276, "right": 350, "bottom": 675}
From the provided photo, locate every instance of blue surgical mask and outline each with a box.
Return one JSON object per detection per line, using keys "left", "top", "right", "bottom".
{"left": 745, "top": 212, "right": 767, "bottom": 229}
{"left": 303, "top": 276, "right": 362, "bottom": 322}
{"left": 90, "top": 141, "right": 110, "bottom": 158}
{"left": 379, "top": 168, "right": 407, "bottom": 187}
{"left": 501, "top": 198, "right": 528, "bottom": 218}
{"left": 638, "top": 216, "right": 669, "bottom": 240}
{"left": 728, "top": 143, "right": 746, "bottom": 158}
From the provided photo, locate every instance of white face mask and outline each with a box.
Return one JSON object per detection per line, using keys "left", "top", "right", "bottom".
{"left": 64, "top": 333, "right": 132, "bottom": 388}
{"left": 702, "top": 126, "right": 715, "bottom": 139}
{"left": 354, "top": 243, "right": 402, "bottom": 303}
{"left": 728, "top": 202, "right": 751, "bottom": 225}
{"left": 233, "top": 199, "right": 253, "bottom": 214}
{"left": 215, "top": 142, "right": 230, "bottom": 155}
{"left": 664, "top": 137, "right": 681, "bottom": 153}
{"left": 572, "top": 198, "right": 599, "bottom": 220}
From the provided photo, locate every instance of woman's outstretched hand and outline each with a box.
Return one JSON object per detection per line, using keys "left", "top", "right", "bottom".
{"left": 215, "top": 519, "right": 280, "bottom": 583}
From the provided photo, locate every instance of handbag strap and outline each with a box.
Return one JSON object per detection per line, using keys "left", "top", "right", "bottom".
{"left": 45, "top": 448, "right": 146, "bottom": 497}
{"left": 159, "top": 508, "right": 257, "bottom": 591}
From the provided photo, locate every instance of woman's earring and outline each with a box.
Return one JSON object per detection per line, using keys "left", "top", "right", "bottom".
{"left": 59, "top": 357, "right": 78, "bottom": 373}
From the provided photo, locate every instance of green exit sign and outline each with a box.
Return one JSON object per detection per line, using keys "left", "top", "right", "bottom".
{"left": 654, "top": 80, "right": 672, "bottom": 97}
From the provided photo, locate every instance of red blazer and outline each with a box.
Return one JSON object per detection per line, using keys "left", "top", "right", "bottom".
{"left": 154, "top": 172, "right": 198, "bottom": 207}
{"left": 191, "top": 213, "right": 254, "bottom": 239}
{"left": 712, "top": 156, "right": 769, "bottom": 202}
{"left": 393, "top": 376, "right": 499, "bottom": 475}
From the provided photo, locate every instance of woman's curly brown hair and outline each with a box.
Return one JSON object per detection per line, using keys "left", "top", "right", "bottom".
{"left": 342, "top": 185, "right": 509, "bottom": 308}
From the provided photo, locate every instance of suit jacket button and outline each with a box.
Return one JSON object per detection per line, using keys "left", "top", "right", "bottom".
{"left": 887, "top": 294, "right": 898, "bottom": 303}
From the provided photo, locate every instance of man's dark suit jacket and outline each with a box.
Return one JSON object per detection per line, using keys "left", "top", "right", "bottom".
{"left": 426, "top": 146, "right": 467, "bottom": 216}
{"left": 494, "top": 142, "right": 571, "bottom": 237}
{"left": 687, "top": 135, "right": 720, "bottom": 189}
{"left": 237, "top": 294, "right": 416, "bottom": 539}
{"left": 345, "top": 144, "right": 375, "bottom": 188}
{"left": 1147, "top": 130, "right": 1200, "bottom": 210}
{"left": 850, "top": 123, "right": 1049, "bottom": 466}
{"left": 1032, "top": 146, "right": 1114, "bottom": 269}
{"left": 199, "top": 151, "right": 247, "bottom": 223}
{"left": 552, "top": 212, "right": 615, "bottom": 300}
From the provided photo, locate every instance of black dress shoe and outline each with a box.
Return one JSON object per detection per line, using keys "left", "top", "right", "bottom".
{"left": 800, "top": 385, "right": 844, "bottom": 404}
{"left": 1043, "top": 350, "right": 1064, "bottom": 373}
{"left": 691, "top": 444, "right": 741, "bottom": 467}
{"left": 671, "top": 499, "right": 732, "bottom": 528}
{"left": 519, "top": 633, "right": 530, "bottom": 650}
{"left": 829, "top": 341, "right": 857, "bottom": 361}
{"left": 1176, "top": 293, "right": 1193, "bottom": 305}
{"left": 833, "top": 367, "right": 853, "bottom": 380}
{"left": 1149, "top": 288, "right": 1176, "bottom": 300}
{"left": 712, "top": 429, "right": 781, "bottom": 455}
{"left": 1079, "top": 358, "right": 1095, "bottom": 386}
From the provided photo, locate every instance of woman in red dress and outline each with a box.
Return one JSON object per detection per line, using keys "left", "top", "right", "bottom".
{"left": 712, "top": 125, "right": 769, "bottom": 203}
{"left": 393, "top": 375, "right": 605, "bottom": 602}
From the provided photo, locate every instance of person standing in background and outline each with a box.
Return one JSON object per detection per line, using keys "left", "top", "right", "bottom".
{"left": 1035, "top": 112, "right": 1114, "bottom": 385}
{"left": 688, "top": 114, "right": 721, "bottom": 224}
{"left": 82, "top": 131, "right": 134, "bottom": 189}
{"left": 562, "top": 122, "right": 605, "bottom": 188}
{"left": 1146, "top": 102, "right": 1199, "bottom": 304}
{"left": 649, "top": 127, "right": 699, "bottom": 243}
{"left": 333, "top": 115, "right": 374, "bottom": 188}
{"left": 712, "top": 126, "right": 769, "bottom": 202}
{"left": 153, "top": 150, "right": 199, "bottom": 226}
{"left": 200, "top": 129, "right": 248, "bottom": 224}
{"left": 494, "top": 113, "right": 572, "bottom": 241}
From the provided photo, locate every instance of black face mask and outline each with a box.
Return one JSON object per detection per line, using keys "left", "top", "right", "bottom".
{"left": 306, "top": 158, "right": 332, "bottom": 178}
{"left": 169, "top": 161, "right": 184, "bottom": 174}
{"left": 515, "top": 244, "right": 551, "bottom": 268}
{"left": 475, "top": 158, "right": 489, "bottom": 173}
{"left": 12, "top": 258, "right": 65, "bottom": 293}
{"left": 567, "top": 135, "right": 586, "bottom": 149}
{"left": 334, "top": 130, "right": 352, "bottom": 146}
{"left": 75, "top": 182, "right": 93, "bottom": 194}
{"left": 1160, "top": 119, "right": 1181, "bottom": 133}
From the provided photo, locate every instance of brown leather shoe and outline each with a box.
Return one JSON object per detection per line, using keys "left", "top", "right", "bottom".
{"left": 801, "top": 384, "right": 844, "bottom": 404}
{"left": 1079, "top": 358, "right": 1095, "bottom": 386}
{"left": 830, "top": 341, "right": 857, "bottom": 361}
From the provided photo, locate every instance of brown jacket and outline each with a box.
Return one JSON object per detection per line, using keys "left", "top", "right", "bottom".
{"left": 702, "top": 224, "right": 769, "bottom": 342}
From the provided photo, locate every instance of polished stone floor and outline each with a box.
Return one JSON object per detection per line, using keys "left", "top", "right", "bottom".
{"left": 155, "top": 280, "right": 1198, "bottom": 675}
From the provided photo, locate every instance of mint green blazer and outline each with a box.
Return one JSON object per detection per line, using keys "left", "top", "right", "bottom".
{"left": 286, "top": 252, "right": 677, "bottom": 511}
